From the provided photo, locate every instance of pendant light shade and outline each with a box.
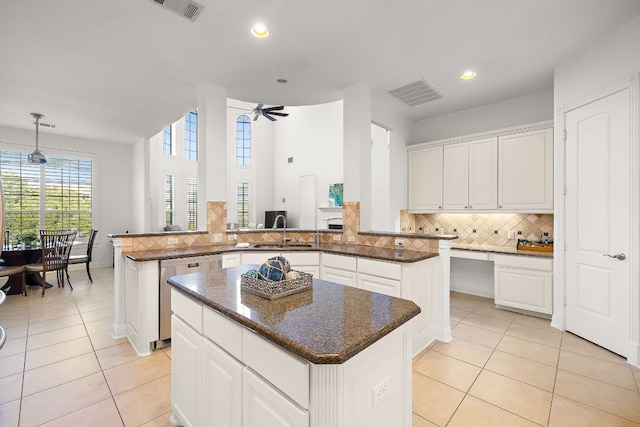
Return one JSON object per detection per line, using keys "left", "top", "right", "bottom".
{"left": 28, "top": 112, "right": 47, "bottom": 164}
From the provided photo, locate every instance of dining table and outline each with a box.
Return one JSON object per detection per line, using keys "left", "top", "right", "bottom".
{"left": 0, "top": 246, "right": 53, "bottom": 295}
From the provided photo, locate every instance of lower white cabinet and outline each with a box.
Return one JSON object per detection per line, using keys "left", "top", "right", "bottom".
{"left": 171, "top": 315, "right": 202, "bottom": 427}
{"left": 222, "top": 253, "right": 241, "bottom": 268}
{"left": 357, "top": 274, "right": 401, "bottom": 297}
{"left": 202, "top": 338, "right": 243, "bottom": 427}
{"left": 493, "top": 255, "right": 553, "bottom": 315}
{"left": 243, "top": 368, "right": 309, "bottom": 427}
{"left": 320, "top": 253, "right": 358, "bottom": 287}
{"left": 356, "top": 258, "right": 402, "bottom": 297}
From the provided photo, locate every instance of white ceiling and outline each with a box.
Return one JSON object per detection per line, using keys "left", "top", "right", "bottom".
{"left": 1, "top": 0, "right": 639, "bottom": 144}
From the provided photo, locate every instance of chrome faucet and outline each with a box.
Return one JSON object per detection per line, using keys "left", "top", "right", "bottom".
{"left": 273, "top": 214, "right": 290, "bottom": 246}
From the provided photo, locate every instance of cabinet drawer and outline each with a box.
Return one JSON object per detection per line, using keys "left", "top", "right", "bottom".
{"left": 243, "top": 330, "right": 310, "bottom": 409}
{"left": 171, "top": 289, "right": 202, "bottom": 333}
{"left": 451, "top": 249, "right": 489, "bottom": 261}
{"left": 493, "top": 254, "right": 552, "bottom": 271}
{"left": 203, "top": 306, "right": 243, "bottom": 361}
{"left": 242, "top": 252, "right": 280, "bottom": 266}
{"left": 322, "top": 253, "right": 356, "bottom": 271}
{"left": 285, "top": 252, "right": 320, "bottom": 266}
{"left": 358, "top": 258, "right": 401, "bottom": 280}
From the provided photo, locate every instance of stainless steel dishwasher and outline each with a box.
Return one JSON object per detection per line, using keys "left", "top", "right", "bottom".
{"left": 158, "top": 254, "right": 222, "bottom": 347}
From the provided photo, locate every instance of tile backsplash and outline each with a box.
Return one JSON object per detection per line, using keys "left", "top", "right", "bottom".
{"left": 403, "top": 212, "right": 554, "bottom": 248}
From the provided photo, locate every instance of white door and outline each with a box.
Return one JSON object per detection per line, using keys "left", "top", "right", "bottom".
{"left": 565, "top": 89, "right": 630, "bottom": 357}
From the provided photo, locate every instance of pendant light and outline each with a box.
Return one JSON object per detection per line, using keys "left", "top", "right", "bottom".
{"left": 28, "top": 112, "right": 47, "bottom": 164}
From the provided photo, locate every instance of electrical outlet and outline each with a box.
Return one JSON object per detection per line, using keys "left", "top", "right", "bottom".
{"left": 332, "top": 235, "right": 341, "bottom": 241}
{"left": 228, "top": 234, "right": 237, "bottom": 242}
{"left": 395, "top": 238, "right": 404, "bottom": 247}
{"left": 167, "top": 237, "right": 178, "bottom": 245}
{"left": 508, "top": 231, "right": 515, "bottom": 240}
{"left": 347, "top": 235, "right": 355, "bottom": 242}
{"left": 373, "top": 377, "right": 389, "bottom": 407}
{"left": 424, "top": 227, "right": 429, "bottom": 234}
{"left": 213, "top": 234, "right": 223, "bottom": 243}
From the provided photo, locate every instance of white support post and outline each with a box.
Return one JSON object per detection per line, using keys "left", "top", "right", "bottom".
{"left": 437, "top": 239, "right": 452, "bottom": 342}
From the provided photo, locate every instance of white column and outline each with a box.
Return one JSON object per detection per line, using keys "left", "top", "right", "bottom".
{"left": 343, "top": 84, "right": 372, "bottom": 231}
{"left": 111, "top": 237, "right": 126, "bottom": 339}
{"left": 197, "top": 83, "right": 227, "bottom": 229}
{"left": 437, "top": 239, "right": 452, "bottom": 342}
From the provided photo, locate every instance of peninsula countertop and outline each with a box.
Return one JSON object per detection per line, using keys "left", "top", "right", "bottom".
{"left": 122, "top": 242, "right": 439, "bottom": 263}
{"left": 167, "top": 265, "right": 421, "bottom": 364}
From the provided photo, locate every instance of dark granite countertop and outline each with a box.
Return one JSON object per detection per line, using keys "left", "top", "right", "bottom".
{"left": 168, "top": 265, "right": 421, "bottom": 364}
{"left": 123, "top": 243, "right": 439, "bottom": 263}
{"left": 452, "top": 243, "right": 554, "bottom": 258}
{"left": 359, "top": 230, "right": 458, "bottom": 240}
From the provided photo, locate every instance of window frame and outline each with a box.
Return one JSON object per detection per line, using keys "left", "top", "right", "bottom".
{"left": 163, "top": 124, "right": 174, "bottom": 156}
{"left": 186, "top": 176, "right": 197, "bottom": 230}
{"left": 235, "top": 115, "right": 251, "bottom": 167}
{"left": 165, "top": 173, "right": 175, "bottom": 227}
{"left": 237, "top": 181, "right": 249, "bottom": 228}
{"left": 184, "top": 109, "right": 198, "bottom": 161}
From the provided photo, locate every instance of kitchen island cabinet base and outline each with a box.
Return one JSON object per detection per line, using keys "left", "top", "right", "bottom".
{"left": 169, "top": 288, "right": 414, "bottom": 427}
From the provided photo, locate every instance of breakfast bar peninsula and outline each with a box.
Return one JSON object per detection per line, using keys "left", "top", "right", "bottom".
{"left": 167, "top": 264, "right": 420, "bottom": 427}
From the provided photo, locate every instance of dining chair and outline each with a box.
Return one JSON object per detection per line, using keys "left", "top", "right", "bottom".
{"left": 0, "top": 264, "right": 27, "bottom": 296}
{"left": 25, "top": 230, "right": 77, "bottom": 296}
{"left": 66, "top": 229, "right": 97, "bottom": 283}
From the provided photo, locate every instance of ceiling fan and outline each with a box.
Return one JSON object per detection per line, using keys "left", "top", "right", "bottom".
{"left": 252, "top": 104, "right": 289, "bottom": 121}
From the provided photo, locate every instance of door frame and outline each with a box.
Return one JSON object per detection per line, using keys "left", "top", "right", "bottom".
{"left": 553, "top": 73, "right": 640, "bottom": 367}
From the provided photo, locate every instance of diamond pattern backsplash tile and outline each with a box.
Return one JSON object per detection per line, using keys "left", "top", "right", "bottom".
{"left": 409, "top": 213, "right": 553, "bottom": 248}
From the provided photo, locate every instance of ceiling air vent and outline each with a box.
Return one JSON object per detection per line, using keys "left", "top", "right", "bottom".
{"left": 149, "top": 0, "right": 204, "bottom": 22}
{"left": 387, "top": 79, "right": 443, "bottom": 107}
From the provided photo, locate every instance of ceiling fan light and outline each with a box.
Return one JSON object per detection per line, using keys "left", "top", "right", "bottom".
{"left": 28, "top": 112, "right": 47, "bottom": 164}
{"left": 251, "top": 24, "right": 269, "bottom": 38}
{"left": 28, "top": 149, "right": 47, "bottom": 164}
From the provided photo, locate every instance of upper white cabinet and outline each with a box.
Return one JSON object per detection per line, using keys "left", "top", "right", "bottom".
{"left": 498, "top": 128, "right": 553, "bottom": 212}
{"left": 408, "top": 146, "right": 443, "bottom": 211}
{"left": 443, "top": 137, "right": 497, "bottom": 210}
{"left": 408, "top": 121, "right": 553, "bottom": 213}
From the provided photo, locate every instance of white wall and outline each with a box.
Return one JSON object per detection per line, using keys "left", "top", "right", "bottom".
{"left": 372, "top": 96, "right": 415, "bottom": 231}
{"left": 554, "top": 15, "right": 640, "bottom": 107}
{"left": 272, "top": 101, "right": 344, "bottom": 229}
{"left": 412, "top": 89, "right": 554, "bottom": 144}
{"left": 0, "top": 125, "right": 133, "bottom": 267}
{"left": 370, "top": 123, "right": 390, "bottom": 231}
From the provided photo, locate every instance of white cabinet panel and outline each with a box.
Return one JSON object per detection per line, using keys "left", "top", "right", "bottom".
{"left": 357, "top": 273, "right": 401, "bottom": 297}
{"left": 468, "top": 137, "right": 498, "bottom": 210}
{"left": 202, "top": 338, "right": 242, "bottom": 427}
{"left": 222, "top": 253, "right": 241, "bottom": 268}
{"left": 242, "top": 252, "right": 280, "bottom": 266}
{"left": 443, "top": 143, "right": 469, "bottom": 210}
{"left": 203, "top": 305, "right": 243, "bottom": 361}
{"left": 171, "top": 315, "right": 202, "bottom": 427}
{"left": 494, "top": 266, "right": 552, "bottom": 315}
{"left": 357, "top": 258, "right": 401, "bottom": 280}
{"left": 321, "top": 266, "right": 358, "bottom": 287}
{"left": 243, "top": 368, "right": 309, "bottom": 427}
{"left": 498, "top": 128, "right": 553, "bottom": 211}
{"left": 408, "top": 146, "right": 443, "bottom": 211}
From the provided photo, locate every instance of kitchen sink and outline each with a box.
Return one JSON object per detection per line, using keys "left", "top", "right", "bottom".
{"left": 254, "top": 244, "right": 314, "bottom": 248}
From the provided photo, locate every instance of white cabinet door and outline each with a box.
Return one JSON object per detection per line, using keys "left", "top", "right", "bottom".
{"left": 408, "top": 146, "right": 443, "bottom": 211}
{"left": 242, "top": 252, "right": 280, "bottom": 266}
{"left": 202, "top": 338, "right": 243, "bottom": 427}
{"left": 321, "top": 266, "right": 357, "bottom": 287}
{"left": 494, "top": 267, "right": 552, "bottom": 315}
{"left": 443, "top": 143, "right": 469, "bottom": 210}
{"left": 243, "top": 368, "right": 309, "bottom": 427}
{"left": 171, "top": 315, "right": 202, "bottom": 427}
{"left": 468, "top": 137, "right": 498, "bottom": 210}
{"left": 222, "top": 253, "right": 241, "bottom": 268}
{"left": 357, "top": 273, "right": 401, "bottom": 297}
{"left": 498, "top": 128, "right": 553, "bottom": 211}
{"left": 293, "top": 265, "right": 320, "bottom": 277}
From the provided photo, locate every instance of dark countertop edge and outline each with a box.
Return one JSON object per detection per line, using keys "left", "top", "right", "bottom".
{"left": 226, "top": 229, "right": 342, "bottom": 234}
{"left": 168, "top": 282, "right": 421, "bottom": 364}
{"left": 451, "top": 245, "right": 554, "bottom": 258}
{"left": 123, "top": 243, "right": 439, "bottom": 263}
{"left": 109, "top": 231, "right": 208, "bottom": 238}
{"left": 359, "top": 231, "right": 459, "bottom": 240}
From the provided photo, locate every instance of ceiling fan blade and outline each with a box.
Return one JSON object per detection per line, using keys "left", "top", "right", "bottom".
{"left": 263, "top": 113, "right": 277, "bottom": 121}
{"left": 253, "top": 114, "right": 260, "bottom": 121}
{"left": 255, "top": 103, "right": 264, "bottom": 111}
{"left": 263, "top": 105, "right": 284, "bottom": 112}
{"left": 268, "top": 112, "right": 289, "bottom": 117}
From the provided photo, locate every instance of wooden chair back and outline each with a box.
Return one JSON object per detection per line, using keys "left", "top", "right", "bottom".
{"left": 86, "top": 229, "right": 98, "bottom": 262}
{"left": 39, "top": 230, "right": 76, "bottom": 272}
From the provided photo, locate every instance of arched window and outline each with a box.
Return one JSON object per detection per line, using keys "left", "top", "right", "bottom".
{"left": 236, "top": 115, "right": 251, "bottom": 166}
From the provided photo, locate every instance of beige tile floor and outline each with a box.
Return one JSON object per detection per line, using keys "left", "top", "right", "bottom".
{"left": 414, "top": 292, "right": 640, "bottom": 427}
{"left": 1, "top": 268, "right": 639, "bottom": 426}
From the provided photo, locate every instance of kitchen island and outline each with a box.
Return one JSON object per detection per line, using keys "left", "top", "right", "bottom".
{"left": 167, "top": 265, "right": 420, "bottom": 427}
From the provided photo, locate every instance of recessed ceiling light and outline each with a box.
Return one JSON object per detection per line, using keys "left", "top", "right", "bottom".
{"left": 460, "top": 71, "right": 477, "bottom": 80}
{"left": 277, "top": 79, "right": 288, "bottom": 84}
{"left": 251, "top": 24, "right": 269, "bottom": 38}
